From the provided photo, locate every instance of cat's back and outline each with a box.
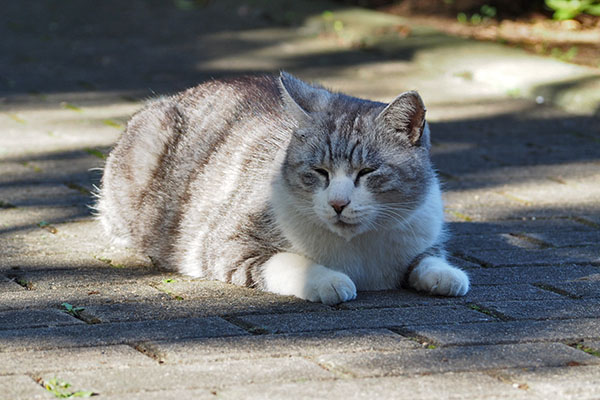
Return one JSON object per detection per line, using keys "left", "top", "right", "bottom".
{"left": 117, "top": 75, "right": 286, "bottom": 165}
{"left": 98, "top": 75, "right": 293, "bottom": 259}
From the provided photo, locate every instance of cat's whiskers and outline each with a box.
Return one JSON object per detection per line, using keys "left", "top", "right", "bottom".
{"left": 382, "top": 216, "right": 419, "bottom": 243}
{"left": 366, "top": 206, "right": 420, "bottom": 242}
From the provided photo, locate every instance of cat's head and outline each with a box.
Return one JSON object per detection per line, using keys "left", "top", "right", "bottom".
{"left": 279, "top": 72, "right": 434, "bottom": 241}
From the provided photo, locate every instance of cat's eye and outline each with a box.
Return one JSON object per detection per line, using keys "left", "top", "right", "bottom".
{"left": 313, "top": 168, "right": 329, "bottom": 178}
{"left": 355, "top": 167, "right": 375, "bottom": 184}
{"left": 357, "top": 168, "right": 375, "bottom": 178}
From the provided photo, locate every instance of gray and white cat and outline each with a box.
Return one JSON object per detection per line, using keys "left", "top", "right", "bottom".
{"left": 97, "top": 72, "right": 469, "bottom": 304}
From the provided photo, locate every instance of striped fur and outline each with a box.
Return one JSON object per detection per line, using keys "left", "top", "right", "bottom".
{"left": 97, "top": 72, "right": 469, "bottom": 303}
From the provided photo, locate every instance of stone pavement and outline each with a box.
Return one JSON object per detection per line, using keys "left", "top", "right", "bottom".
{"left": 1, "top": 1, "right": 599, "bottom": 398}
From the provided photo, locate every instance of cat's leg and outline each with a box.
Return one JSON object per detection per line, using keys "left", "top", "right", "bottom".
{"left": 262, "top": 252, "right": 357, "bottom": 305}
{"left": 408, "top": 256, "right": 469, "bottom": 296}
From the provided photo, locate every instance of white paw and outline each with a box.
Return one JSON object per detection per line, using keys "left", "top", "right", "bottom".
{"left": 409, "top": 256, "right": 469, "bottom": 296}
{"left": 262, "top": 252, "right": 357, "bottom": 305}
{"left": 308, "top": 269, "right": 357, "bottom": 305}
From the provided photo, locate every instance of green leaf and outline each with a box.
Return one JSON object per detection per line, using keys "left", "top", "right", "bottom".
{"left": 71, "top": 391, "right": 94, "bottom": 398}
{"left": 61, "top": 302, "right": 85, "bottom": 315}
{"left": 102, "top": 119, "right": 123, "bottom": 129}
{"left": 44, "top": 377, "right": 95, "bottom": 398}
{"left": 60, "top": 102, "right": 83, "bottom": 112}
{"left": 84, "top": 148, "right": 106, "bottom": 160}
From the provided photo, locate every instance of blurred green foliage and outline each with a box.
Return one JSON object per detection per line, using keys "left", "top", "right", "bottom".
{"left": 545, "top": 0, "right": 600, "bottom": 20}
{"left": 457, "top": 4, "right": 497, "bottom": 24}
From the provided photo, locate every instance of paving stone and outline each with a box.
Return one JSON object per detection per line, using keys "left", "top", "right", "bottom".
{"left": 0, "top": 275, "right": 23, "bottom": 292}
{"left": 443, "top": 190, "right": 522, "bottom": 222}
{"left": 149, "top": 279, "right": 330, "bottom": 314}
{"left": 580, "top": 215, "right": 600, "bottom": 227}
{"left": 340, "top": 284, "right": 562, "bottom": 310}
{"left": 0, "top": 284, "right": 170, "bottom": 312}
{"left": 2, "top": 267, "right": 165, "bottom": 291}
{"left": 215, "top": 372, "right": 534, "bottom": 400}
{"left": 449, "top": 233, "right": 548, "bottom": 252}
{"left": 0, "top": 220, "right": 136, "bottom": 264}
{"left": 0, "top": 183, "right": 90, "bottom": 208}
{"left": 238, "top": 306, "right": 493, "bottom": 334}
{"left": 316, "top": 343, "right": 599, "bottom": 377}
{"left": 443, "top": 189, "right": 599, "bottom": 222}
{"left": 0, "top": 206, "right": 95, "bottom": 231}
{"left": 0, "top": 251, "right": 124, "bottom": 271}
{"left": 506, "top": 366, "right": 600, "bottom": 400}
{"left": 99, "top": 389, "right": 212, "bottom": 400}
{"left": 2, "top": 156, "right": 102, "bottom": 184}
{"left": 480, "top": 299, "right": 600, "bottom": 320}
{"left": 0, "top": 375, "right": 53, "bottom": 399}
{"left": 447, "top": 218, "right": 596, "bottom": 236}
{"left": 465, "top": 283, "right": 564, "bottom": 301}
{"left": 581, "top": 340, "right": 600, "bottom": 353}
{"left": 35, "top": 279, "right": 329, "bottom": 322}
{"left": 447, "top": 254, "right": 481, "bottom": 269}
{"left": 0, "top": 309, "right": 83, "bottom": 330}
{"left": 0, "top": 345, "right": 156, "bottom": 375}
{"left": 84, "top": 295, "right": 325, "bottom": 322}
{"left": 145, "top": 329, "right": 418, "bottom": 363}
{"left": 506, "top": 180, "right": 600, "bottom": 210}
{"left": 525, "top": 231, "right": 600, "bottom": 248}
{"left": 38, "top": 357, "right": 334, "bottom": 395}
{"left": 404, "top": 318, "right": 600, "bottom": 346}
{"left": 468, "top": 265, "right": 600, "bottom": 286}
{"left": 0, "top": 317, "right": 247, "bottom": 351}
{"left": 450, "top": 229, "right": 599, "bottom": 251}
{"left": 460, "top": 246, "right": 600, "bottom": 267}
{"left": 550, "top": 280, "right": 600, "bottom": 299}
{"left": 0, "top": 151, "right": 102, "bottom": 180}
{"left": 0, "top": 279, "right": 320, "bottom": 322}
{"left": 339, "top": 290, "right": 464, "bottom": 309}
{"left": 0, "top": 206, "right": 90, "bottom": 244}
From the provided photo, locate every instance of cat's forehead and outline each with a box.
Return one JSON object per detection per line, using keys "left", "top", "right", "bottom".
{"left": 301, "top": 116, "right": 374, "bottom": 168}
{"left": 332, "top": 112, "right": 365, "bottom": 134}
{"left": 319, "top": 102, "right": 380, "bottom": 137}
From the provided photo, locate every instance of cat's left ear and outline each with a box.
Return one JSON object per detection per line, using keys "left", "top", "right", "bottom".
{"left": 279, "top": 71, "right": 332, "bottom": 121}
{"left": 377, "top": 91, "right": 427, "bottom": 146}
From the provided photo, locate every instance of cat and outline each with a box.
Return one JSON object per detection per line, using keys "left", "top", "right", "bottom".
{"left": 96, "top": 72, "right": 469, "bottom": 304}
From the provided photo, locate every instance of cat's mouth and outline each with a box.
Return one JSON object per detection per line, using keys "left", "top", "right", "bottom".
{"left": 333, "top": 219, "right": 359, "bottom": 229}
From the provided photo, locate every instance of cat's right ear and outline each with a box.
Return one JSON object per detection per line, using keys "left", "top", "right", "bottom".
{"left": 376, "top": 91, "right": 427, "bottom": 146}
{"left": 279, "top": 71, "right": 331, "bottom": 121}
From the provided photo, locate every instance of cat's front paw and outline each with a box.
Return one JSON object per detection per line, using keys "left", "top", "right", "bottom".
{"left": 310, "top": 269, "right": 357, "bottom": 305}
{"left": 409, "top": 256, "right": 469, "bottom": 296}
{"left": 263, "top": 252, "right": 357, "bottom": 305}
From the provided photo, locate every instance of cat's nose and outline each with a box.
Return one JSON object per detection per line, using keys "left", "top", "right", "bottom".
{"left": 330, "top": 199, "right": 350, "bottom": 215}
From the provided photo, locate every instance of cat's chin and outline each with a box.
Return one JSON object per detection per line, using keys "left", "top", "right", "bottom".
{"left": 327, "top": 220, "right": 365, "bottom": 242}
